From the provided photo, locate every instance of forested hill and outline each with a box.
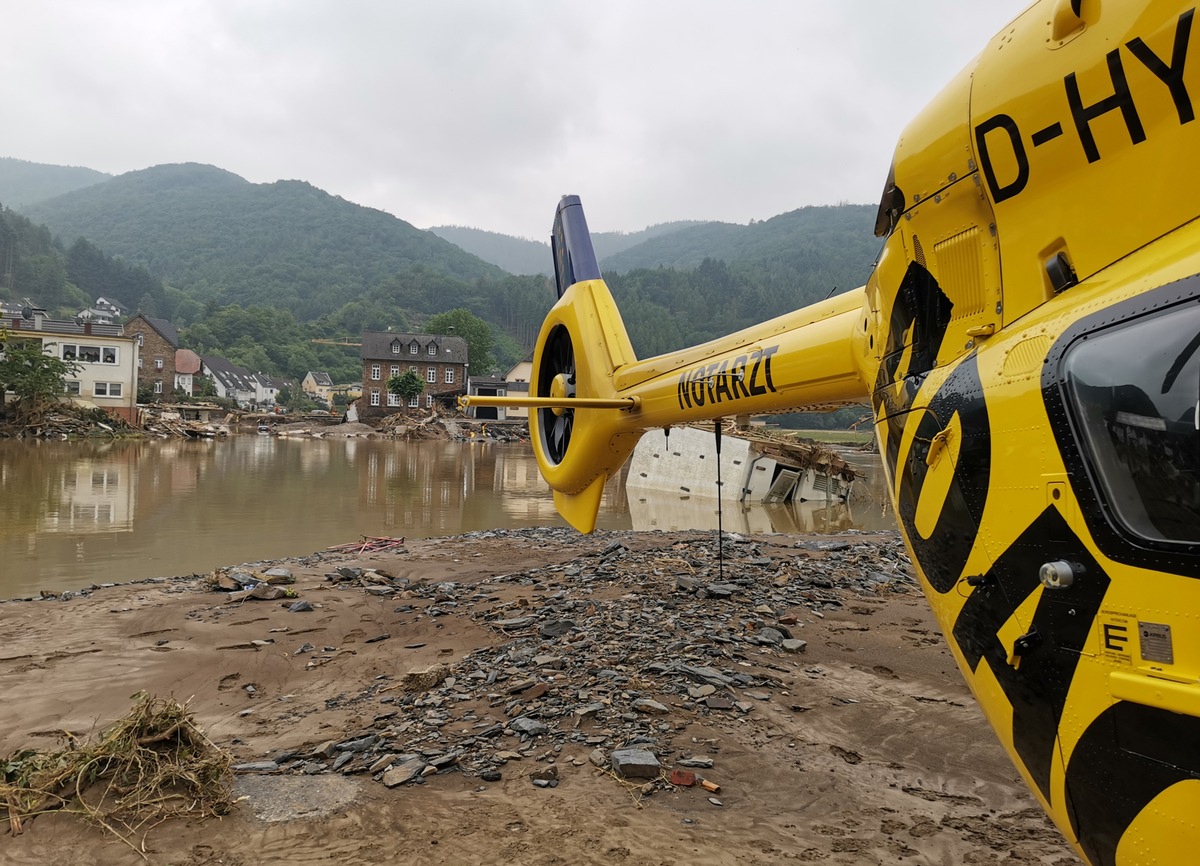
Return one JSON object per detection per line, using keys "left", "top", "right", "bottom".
{"left": 0, "top": 157, "right": 111, "bottom": 208}
{"left": 601, "top": 205, "right": 879, "bottom": 273}
{"left": 22, "top": 163, "right": 505, "bottom": 320}
{"left": 600, "top": 205, "right": 881, "bottom": 356}
{"left": 428, "top": 220, "right": 709, "bottom": 277}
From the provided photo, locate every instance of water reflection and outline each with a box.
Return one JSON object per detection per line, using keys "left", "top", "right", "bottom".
{"left": 0, "top": 438, "right": 891, "bottom": 597}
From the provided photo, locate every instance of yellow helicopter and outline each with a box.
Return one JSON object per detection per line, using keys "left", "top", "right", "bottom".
{"left": 462, "top": 2, "right": 1200, "bottom": 863}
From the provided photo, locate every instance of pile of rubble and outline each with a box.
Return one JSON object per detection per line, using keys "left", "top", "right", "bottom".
{"left": 0, "top": 404, "right": 140, "bottom": 439}
{"left": 227, "top": 527, "right": 916, "bottom": 797}
{"left": 377, "top": 410, "right": 465, "bottom": 441}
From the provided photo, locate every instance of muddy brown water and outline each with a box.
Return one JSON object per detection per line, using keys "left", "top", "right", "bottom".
{"left": 0, "top": 437, "right": 892, "bottom": 598}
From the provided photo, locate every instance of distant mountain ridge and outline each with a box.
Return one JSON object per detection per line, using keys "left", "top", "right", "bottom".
{"left": 0, "top": 157, "right": 111, "bottom": 208}
{"left": 427, "top": 220, "right": 710, "bottom": 276}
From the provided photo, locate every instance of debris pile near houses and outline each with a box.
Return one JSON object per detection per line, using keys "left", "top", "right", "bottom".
{"left": 0, "top": 403, "right": 140, "bottom": 440}
{"left": 377, "top": 409, "right": 463, "bottom": 440}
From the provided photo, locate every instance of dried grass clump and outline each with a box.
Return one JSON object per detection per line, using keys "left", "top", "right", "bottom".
{"left": 1, "top": 693, "right": 233, "bottom": 856}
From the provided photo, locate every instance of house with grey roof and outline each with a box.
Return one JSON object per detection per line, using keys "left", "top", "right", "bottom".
{"left": 302, "top": 371, "right": 334, "bottom": 401}
{"left": 200, "top": 356, "right": 258, "bottom": 407}
{"left": 126, "top": 314, "right": 182, "bottom": 401}
{"left": 2, "top": 308, "right": 139, "bottom": 423}
{"left": 359, "top": 331, "right": 469, "bottom": 414}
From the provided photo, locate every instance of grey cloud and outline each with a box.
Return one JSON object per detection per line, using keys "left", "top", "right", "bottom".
{"left": 3, "top": 1, "right": 1029, "bottom": 238}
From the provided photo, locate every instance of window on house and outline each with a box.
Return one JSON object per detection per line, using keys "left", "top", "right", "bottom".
{"left": 409, "top": 343, "right": 418, "bottom": 354}
{"left": 390, "top": 365, "right": 399, "bottom": 377}
{"left": 136, "top": 333, "right": 144, "bottom": 347}
{"left": 153, "top": 381, "right": 163, "bottom": 394}
{"left": 67, "top": 345, "right": 100, "bottom": 362}
{"left": 154, "top": 357, "right": 164, "bottom": 370}
{"left": 387, "top": 392, "right": 400, "bottom": 406}
{"left": 426, "top": 368, "right": 436, "bottom": 383}
{"left": 408, "top": 396, "right": 419, "bottom": 408}
{"left": 392, "top": 343, "right": 400, "bottom": 354}
{"left": 64, "top": 380, "right": 81, "bottom": 395}
{"left": 371, "top": 365, "right": 381, "bottom": 380}
{"left": 93, "top": 382, "right": 122, "bottom": 397}
{"left": 427, "top": 344, "right": 437, "bottom": 356}
{"left": 425, "top": 395, "right": 433, "bottom": 408}
{"left": 103, "top": 347, "right": 117, "bottom": 364}
{"left": 138, "top": 358, "right": 143, "bottom": 369}
{"left": 444, "top": 369, "right": 455, "bottom": 384}
{"left": 370, "top": 389, "right": 381, "bottom": 406}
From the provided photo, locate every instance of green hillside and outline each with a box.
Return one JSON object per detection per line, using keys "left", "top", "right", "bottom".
{"left": 23, "top": 163, "right": 506, "bottom": 320}
{"left": 589, "top": 205, "right": 878, "bottom": 356}
{"left": 0, "top": 157, "right": 111, "bottom": 209}
{"left": 600, "top": 205, "right": 878, "bottom": 274}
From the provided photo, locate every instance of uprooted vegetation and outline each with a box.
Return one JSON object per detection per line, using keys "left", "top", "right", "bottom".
{"left": 1, "top": 693, "right": 233, "bottom": 856}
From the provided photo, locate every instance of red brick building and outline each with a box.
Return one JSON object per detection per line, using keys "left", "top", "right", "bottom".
{"left": 125, "top": 314, "right": 180, "bottom": 401}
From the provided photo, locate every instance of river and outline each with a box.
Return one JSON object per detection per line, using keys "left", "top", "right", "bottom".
{"left": 0, "top": 436, "right": 893, "bottom": 598}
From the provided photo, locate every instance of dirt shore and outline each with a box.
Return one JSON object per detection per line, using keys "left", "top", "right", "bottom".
{"left": 0, "top": 528, "right": 1077, "bottom": 865}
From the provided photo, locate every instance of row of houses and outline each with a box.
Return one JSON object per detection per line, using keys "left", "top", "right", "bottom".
{"left": 1, "top": 307, "right": 291, "bottom": 420}
{"left": 3, "top": 304, "right": 536, "bottom": 423}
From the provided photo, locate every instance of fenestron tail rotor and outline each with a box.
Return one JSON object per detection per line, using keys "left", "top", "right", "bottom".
{"left": 538, "top": 324, "right": 576, "bottom": 465}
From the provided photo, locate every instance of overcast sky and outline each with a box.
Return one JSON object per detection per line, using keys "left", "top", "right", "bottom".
{"left": 4, "top": 2, "right": 1030, "bottom": 240}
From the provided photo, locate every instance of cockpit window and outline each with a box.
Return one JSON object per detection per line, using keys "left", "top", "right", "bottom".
{"left": 1063, "top": 301, "right": 1200, "bottom": 544}
{"left": 873, "top": 162, "right": 905, "bottom": 238}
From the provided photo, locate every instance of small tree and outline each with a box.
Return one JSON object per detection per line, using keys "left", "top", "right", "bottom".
{"left": 426, "top": 308, "right": 495, "bottom": 374}
{"left": 0, "top": 331, "right": 81, "bottom": 417}
{"left": 388, "top": 370, "right": 425, "bottom": 408}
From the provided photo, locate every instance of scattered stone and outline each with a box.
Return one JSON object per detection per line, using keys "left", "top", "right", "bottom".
{"left": 382, "top": 759, "right": 427, "bottom": 787}
{"left": 233, "top": 761, "right": 279, "bottom": 773}
{"left": 538, "top": 620, "right": 576, "bottom": 639}
{"left": 288, "top": 600, "right": 314, "bottom": 613}
{"left": 509, "top": 717, "right": 550, "bottom": 737}
{"left": 677, "top": 757, "right": 714, "bottom": 769}
{"left": 611, "top": 749, "right": 660, "bottom": 780}
{"left": 335, "top": 734, "right": 378, "bottom": 752}
{"left": 370, "top": 754, "right": 396, "bottom": 773}
{"left": 781, "top": 639, "right": 808, "bottom": 653}
{"left": 400, "top": 664, "right": 450, "bottom": 692}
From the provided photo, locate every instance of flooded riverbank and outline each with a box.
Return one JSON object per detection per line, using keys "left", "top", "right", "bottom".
{"left": 0, "top": 437, "right": 891, "bottom": 598}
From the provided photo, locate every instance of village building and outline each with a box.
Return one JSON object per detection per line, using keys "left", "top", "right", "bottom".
{"left": 465, "top": 376, "right": 509, "bottom": 420}
{"left": 359, "top": 331, "right": 468, "bottom": 415}
{"left": 301, "top": 371, "right": 333, "bottom": 402}
{"left": 1, "top": 308, "right": 139, "bottom": 423}
{"left": 126, "top": 314, "right": 181, "bottom": 401}
{"left": 200, "top": 356, "right": 258, "bottom": 408}
{"left": 504, "top": 358, "right": 532, "bottom": 419}
{"left": 94, "top": 297, "right": 129, "bottom": 319}
{"left": 174, "top": 349, "right": 202, "bottom": 397}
